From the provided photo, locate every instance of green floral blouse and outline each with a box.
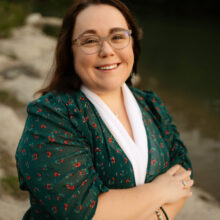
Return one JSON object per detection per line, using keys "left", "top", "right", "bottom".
{"left": 15, "top": 87, "right": 193, "bottom": 220}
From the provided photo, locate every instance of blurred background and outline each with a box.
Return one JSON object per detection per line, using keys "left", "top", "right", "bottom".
{"left": 0, "top": 0, "right": 219, "bottom": 219}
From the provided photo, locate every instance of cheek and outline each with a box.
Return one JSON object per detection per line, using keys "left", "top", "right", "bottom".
{"left": 74, "top": 50, "right": 94, "bottom": 75}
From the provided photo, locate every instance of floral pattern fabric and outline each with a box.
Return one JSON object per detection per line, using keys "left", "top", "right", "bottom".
{"left": 15, "top": 87, "right": 193, "bottom": 220}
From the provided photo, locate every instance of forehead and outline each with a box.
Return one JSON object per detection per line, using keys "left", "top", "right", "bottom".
{"left": 73, "top": 4, "right": 129, "bottom": 36}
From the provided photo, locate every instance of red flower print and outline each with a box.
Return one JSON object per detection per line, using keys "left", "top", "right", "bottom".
{"left": 68, "top": 99, "right": 72, "bottom": 104}
{"left": 92, "top": 123, "right": 97, "bottom": 129}
{"left": 108, "top": 138, "right": 113, "bottom": 143}
{"left": 26, "top": 176, "right": 31, "bottom": 181}
{"left": 160, "top": 143, "right": 164, "bottom": 148}
{"left": 139, "top": 96, "right": 144, "bottom": 100}
{"left": 33, "top": 153, "right": 38, "bottom": 160}
{"left": 66, "top": 184, "right": 75, "bottom": 190}
{"left": 48, "top": 136, "right": 55, "bottom": 142}
{"left": 34, "top": 133, "right": 38, "bottom": 139}
{"left": 54, "top": 172, "right": 61, "bottom": 177}
{"left": 39, "top": 200, "right": 43, "bottom": 206}
{"left": 95, "top": 147, "right": 101, "bottom": 153}
{"left": 64, "top": 203, "right": 68, "bottom": 211}
{"left": 82, "top": 180, "right": 87, "bottom": 186}
{"left": 80, "top": 97, "right": 85, "bottom": 100}
{"left": 38, "top": 108, "right": 42, "bottom": 112}
{"left": 124, "top": 158, "right": 128, "bottom": 163}
{"left": 52, "top": 206, "right": 57, "bottom": 213}
{"left": 151, "top": 160, "right": 157, "bottom": 165}
{"left": 47, "top": 151, "right": 52, "bottom": 158}
{"left": 165, "top": 130, "right": 170, "bottom": 135}
{"left": 46, "top": 183, "right": 52, "bottom": 190}
{"left": 64, "top": 140, "right": 68, "bottom": 144}
{"left": 152, "top": 98, "right": 156, "bottom": 103}
{"left": 111, "top": 157, "right": 116, "bottom": 164}
{"left": 73, "top": 162, "right": 81, "bottom": 168}
{"left": 126, "top": 179, "right": 130, "bottom": 183}
{"left": 41, "top": 124, "right": 46, "bottom": 128}
{"left": 90, "top": 200, "right": 96, "bottom": 209}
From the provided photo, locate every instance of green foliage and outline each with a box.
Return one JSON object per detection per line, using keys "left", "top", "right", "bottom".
{"left": 42, "top": 24, "right": 61, "bottom": 38}
{"left": 0, "top": 90, "right": 25, "bottom": 108}
{"left": 0, "top": 0, "right": 31, "bottom": 38}
{"left": 1, "top": 175, "right": 28, "bottom": 199}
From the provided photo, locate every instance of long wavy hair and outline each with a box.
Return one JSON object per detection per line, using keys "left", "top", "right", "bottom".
{"left": 37, "top": 0, "right": 142, "bottom": 96}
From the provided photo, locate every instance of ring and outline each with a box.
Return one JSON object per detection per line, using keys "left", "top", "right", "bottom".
{"left": 182, "top": 181, "right": 187, "bottom": 188}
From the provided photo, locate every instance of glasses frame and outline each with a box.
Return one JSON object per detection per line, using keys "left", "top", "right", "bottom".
{"left": 72, "top": 28, "right": 132, "bottom": 54}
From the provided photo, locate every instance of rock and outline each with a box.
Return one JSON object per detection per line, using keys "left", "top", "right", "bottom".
{"left": 0, "top": 65, "right": 40, "bottom": 80}
{"left": 0, "top": 25, "right": 56, "bottom": 77}
{"left": 0, "top": 55, "right": 19, "bottom": 75}
{"left": 0, "top": 104, "right": 24, "bottom": 157}
{"left": 26, "top": 13, "right": 43, "bottom": 28}
{"left": 26, "top": 13, "right": 62, "bottom": 27}
{"left": 0, "top": 74, "right": 44, "bottom": 103}
{"left": 0, "top": 195, "right": 29, "bottom": 220}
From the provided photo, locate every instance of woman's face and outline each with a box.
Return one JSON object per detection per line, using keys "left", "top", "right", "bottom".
{"left": 72, "top": 4, "right": 134, "bottom": 95}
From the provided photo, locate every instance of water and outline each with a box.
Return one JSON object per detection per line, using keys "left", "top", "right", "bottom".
{"left": 136, "top": 14, "right": 220, "bottom": 201}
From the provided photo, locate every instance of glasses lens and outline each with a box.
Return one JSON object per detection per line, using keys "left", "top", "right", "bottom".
{"left": 77, "top": 30, "right": 131, "bottom": 54}
{"left": 79, "top": 35, "right": 100, "bottom": 54}
{"left": 110, "top": 31, "right": 130, "bottom": 49}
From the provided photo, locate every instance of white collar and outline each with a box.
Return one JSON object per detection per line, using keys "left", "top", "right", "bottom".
{"left": 81, "top": 83, "right": 148, "bottom": 185}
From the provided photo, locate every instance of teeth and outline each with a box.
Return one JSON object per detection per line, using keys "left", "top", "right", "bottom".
{"left": 98, "top": 64, "right": 118, "bottom": 70}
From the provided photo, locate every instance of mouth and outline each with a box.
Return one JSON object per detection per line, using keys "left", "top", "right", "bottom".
{"left": 96, "top": 63, "right": 120, "bottom": 71}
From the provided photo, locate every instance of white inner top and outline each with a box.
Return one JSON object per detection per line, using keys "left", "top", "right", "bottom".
{"left": 81, "top": 83, "right": 148, "bottom": 185}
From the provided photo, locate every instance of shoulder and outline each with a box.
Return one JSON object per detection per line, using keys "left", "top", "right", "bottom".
{"left": 130, "top": 86, "right": 164, "bottom": 106}
{"left": 130, "top": 87, "right": 169, "bottom": 123}
{"left": 27, "top": 91, "right": 82, "bottom": 117}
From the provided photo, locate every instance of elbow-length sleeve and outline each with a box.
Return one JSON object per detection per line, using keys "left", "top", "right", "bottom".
{"left": 15, "top": 93, "right": 109, "bottom": 220}
{"left": 146, "top": 91, "right": 193, "bottom": 178}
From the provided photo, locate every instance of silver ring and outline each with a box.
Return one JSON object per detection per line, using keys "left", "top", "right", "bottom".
{"left": 182, "top": 181, "right": 187, "bottom": 188}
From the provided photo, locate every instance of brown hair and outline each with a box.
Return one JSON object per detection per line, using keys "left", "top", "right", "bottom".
{"left": 37, "top": 0, "right": 142, "bottom": 95}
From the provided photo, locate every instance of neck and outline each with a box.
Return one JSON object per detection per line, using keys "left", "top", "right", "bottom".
{"left": 89, "top": 86, "right": 125, "bottom": 114}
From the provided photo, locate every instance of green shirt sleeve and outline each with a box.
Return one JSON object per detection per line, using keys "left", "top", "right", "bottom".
{"left": 16, "top": 93, "right": 109, "bottom": 220}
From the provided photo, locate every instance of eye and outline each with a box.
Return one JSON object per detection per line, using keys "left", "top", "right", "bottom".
{"left": 80, "top": 36, "right": 99, "bottom": 47}
{"left": 111, "top": 33, "right": 126, "bottom": 41}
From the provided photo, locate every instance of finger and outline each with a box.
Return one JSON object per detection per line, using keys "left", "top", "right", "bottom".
{"left": 181, "top": 179, "right": 194, "bottom": 189}
{"left": 184, "top": 191, "right": 193, "bottom": 198}
{"left": 176, "top": 170, "right": 191, "bottom": 180}
{"left": 166, "top": 164, "right": 181, "bottom": 175}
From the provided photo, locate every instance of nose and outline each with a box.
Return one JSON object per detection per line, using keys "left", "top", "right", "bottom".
{"left": 98, "top": 40, "right": 115, "bottom": 58}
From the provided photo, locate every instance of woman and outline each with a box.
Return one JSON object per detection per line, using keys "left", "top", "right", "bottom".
{"left": 16, "top": 0, "right": 193, "bottom": 219}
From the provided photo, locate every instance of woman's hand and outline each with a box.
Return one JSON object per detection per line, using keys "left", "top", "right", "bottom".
{"left": 152, "top": 165, "right": 194, "bottom": 204}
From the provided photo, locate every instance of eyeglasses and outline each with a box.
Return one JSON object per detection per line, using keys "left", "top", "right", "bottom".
{"left": 72, "top": 28, "right": 132, "bottom": 54}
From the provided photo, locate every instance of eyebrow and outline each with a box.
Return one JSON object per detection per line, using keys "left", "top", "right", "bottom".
{"left": 75, "top": 27, "right": 128, "bottom": 39}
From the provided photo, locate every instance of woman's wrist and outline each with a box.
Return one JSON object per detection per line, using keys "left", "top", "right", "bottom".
{"left": 155, "top": 208, "right": 164, "bottom": 220}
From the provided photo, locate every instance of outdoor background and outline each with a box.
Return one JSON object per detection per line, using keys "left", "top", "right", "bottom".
{"left": 0, "top": 0, "right": 219, "bottom": 219}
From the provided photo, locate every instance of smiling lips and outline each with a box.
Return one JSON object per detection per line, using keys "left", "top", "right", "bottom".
{"left": 96, "top": 63, "right": 120, "bottom": 70}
